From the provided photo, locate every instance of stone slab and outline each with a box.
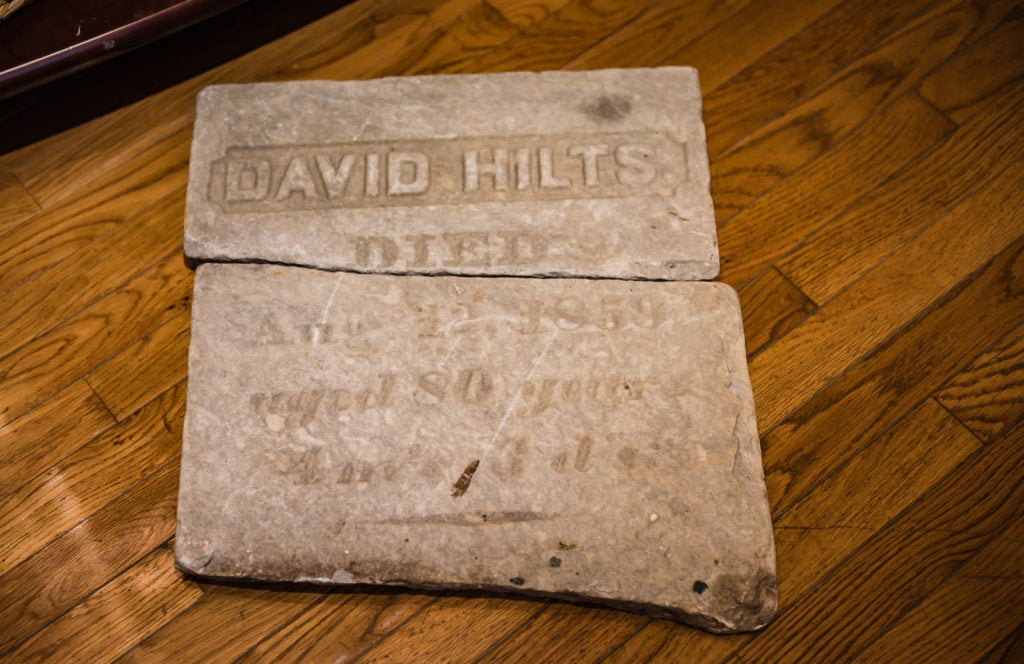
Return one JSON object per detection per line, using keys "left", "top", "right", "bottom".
{"left": 183, "top": 68, "right": 718, "bottom": 280}
{"left": 176, "top": 263, "right": 775, "bottom": 632}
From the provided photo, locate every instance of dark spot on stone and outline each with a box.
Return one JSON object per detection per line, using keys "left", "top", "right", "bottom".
{"left": 404, "top": 538, "right": 409, "bottom": 543}
{"left": 581, "top": 94, "right": 631, "bottom": 121}
{"left": 482, "top": 514, "right": 487, "bottom": 522}
{"left": 509, "top": 576, "right": 525, "bottom": 586}
{"left": 693, "top": 580, "right": 708, "bottom": 594}
{"left": 558, "top": 541, "right": 579, "bottom": 551}
{"left": 451, "top": 459, "right": 480, "bottom": 498}
{"left": 549, "top": 557, "right": 562, "bottom": 568}
{"left": 714, "top": 559, "right": 720, "bottom": 565}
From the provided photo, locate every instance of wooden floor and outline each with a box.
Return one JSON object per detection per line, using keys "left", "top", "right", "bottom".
{"left": 1, "top": 0, "right": 1022, "bottom": 661}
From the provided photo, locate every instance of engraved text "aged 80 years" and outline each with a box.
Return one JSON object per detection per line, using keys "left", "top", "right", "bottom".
{"left": 208, "top": 132, "right": 688, "bottom": 212}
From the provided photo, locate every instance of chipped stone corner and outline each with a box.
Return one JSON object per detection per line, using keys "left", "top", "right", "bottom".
{"left": 685, "top": 567, "right": 778, "bottom": 634}
{"left": 174, "top": 537, "right": 215, "bottom": 576}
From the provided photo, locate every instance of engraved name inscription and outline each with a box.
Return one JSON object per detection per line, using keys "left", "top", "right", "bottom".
{"left": 208, "top": 132, "right": 688, "bottom": 212}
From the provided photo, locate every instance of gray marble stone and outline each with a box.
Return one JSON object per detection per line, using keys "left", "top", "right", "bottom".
{"left": 184, "top": 68, "right": 718, "bottom": 280}
{"left": 176, "top": 263, "right": 776, "bottom": 633}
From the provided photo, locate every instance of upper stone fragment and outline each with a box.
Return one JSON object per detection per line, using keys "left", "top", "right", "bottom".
{"left": 184, "top": 68, "right": 719, "bottom": 280}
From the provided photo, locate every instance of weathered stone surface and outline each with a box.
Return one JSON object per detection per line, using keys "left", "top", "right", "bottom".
{"left": 176, "top": 263, "right": 776, "bottom": 633}
{"left": 184, "top": 68, "right": 718, "bottom": 280}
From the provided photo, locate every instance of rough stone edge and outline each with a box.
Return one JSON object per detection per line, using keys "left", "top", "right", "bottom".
{"left": 173, "top": 554, "right": 776, "bottom": 634}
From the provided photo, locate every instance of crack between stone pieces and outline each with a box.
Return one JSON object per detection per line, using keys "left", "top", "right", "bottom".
{"left": 188, "top": 256, "right": 719, "bottom": 283}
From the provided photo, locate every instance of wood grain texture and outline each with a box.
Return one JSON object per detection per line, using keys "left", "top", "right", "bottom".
{"left": 708, "top": 0, "right": 1016, "bottom": 220}
{"left": 121, "top": 585, "right": 326, "bottom": 663}
{"left": 763, "top": 234, "right": 1024, "bottom": 517}
{"left": 739, "top": 417, "right": 1024, "bottom": 662}
{"left": 978, "top": 621, "right": 1024, "bottom": 664}
{"left": 5, "top": 543, "right": 205, "bottom": 663}
{"left": 661, "top": 0, "right": 845, "bottom": 92}
{"left": 856, "top": 510, "right": 1024, "bottom": 663}
{"left": 717, "top": 90, "right": 954, "bottom": 282}
{"left": 0, "top": 380, "right": 113, "bottom": 494}
{"left": 0, "top": 172, "right": 39, "bottom": 236}
{"left": 235, "top": 592, "right": 434, "bottom": 662}
{"left": 699, "top": 0, "right": 937, "bottom": 156}
{"left": 565, "top": 0, "right": 752, "bottom": 72}
{"left": 736, "top": 267, "right": 816, "bottom": 358}
{"left": 0, "top": 384, "right": 183, "bottom": 576}
{"left": 918, "top": 6, "right": 1024, "bottom": 123}
{"left": 935, "top": 321, "right": 1024, "bottom": 442}
{"left": 0, "top": 0, "right": 1020, "bottom": 660}
{"left": 777, "top": 79, "right": 1024, "bottom": 303}
{"left": 0, "top": 252, "right": 191, "bottom": 427}
{"left": 0, "top": 459, "right": 178, "bottom": 653}
{"left": 751, "top": 159, "right": 1023, "bottom": 430}
{"left": 86, "top": 312, "right": 191, "bottom": 421}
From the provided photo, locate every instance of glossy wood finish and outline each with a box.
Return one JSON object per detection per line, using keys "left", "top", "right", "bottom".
{"left": 0, "top": 1, "right": 1022, "bottom": 661}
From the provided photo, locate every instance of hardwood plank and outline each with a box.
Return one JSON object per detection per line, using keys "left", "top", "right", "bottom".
{"left": 762, "top": 235, "right": 1024, "bottom": 516}
{"left": 0, "top": 458, "right": 178, "bottom": 654}
{"left": 977, "top": 621, "right": 1024, "bottom": 664}
{"left": 0, "top": 172, "right": 39, "bottom": 236}
{"left": 120, "top": 584, "right": 326, "bottom": 663}
{"left": 717, "top": 90, "right": 953, "bottom": 280}
{"left": 750, "top": 159, "right": 1023, "bottom": 431}
{"left": 736, "top": 267, "right": 816, "bottom": 358}
{"left": 0, "top": 194, "right": 185, "bottom": 365}
{"left": 700, "top": 0, "right": 936, "bottom": 157}
{"left": 0, "top": 129, "right": 188, "bottom": 297}
{"left": 856, "top": 511, "right": 1024, "bottom": 663}
{"left": 776, "top": 80, "right": 1024, "bottom": 303}
{"left": 565, "top": 0, "right": 752, "bottom": 72}
{"left": 660, "top": 0, "right": 846, "bottom": 92}
{"left": 355, "top": 597, "right": 543, "bottom": 663}
{"left": 446, "top": 0, "right": 664, "bottom": 73}
{"left": 0, "top": 252, "right": 192, "bottom": 427}
{"left": 488, "top": 0, "right": 569, "bottom": 29}
{"left": 236, "top": 592, "right": 433, "bottom": 663}
{"left": 5, "top": 543, "right": 204, "bottom": 663}
{"left": 290, "top": 0, "right": 485, "bottom": 80}
{"left": 709, "top": 0, "right": 1016, "bottom": 219}
{"left": 0, "top": 380, "right": 113, "bottom": 495}
{"left": 477, "top": 603, "right": 646, "bottom": 664}
{"left": 602, "top": 398, "right": 980, "bottom": 663}
{"left": 86, "top": 312, "right": 190, "bottom": 421}
{"left": 598, "top": 619, "right": 713, "bottom": 664}
{"left": 773, "top": 399, "right": 980, "bottom": 596}
{"left": 919, "top": 8, "right": 1024, "bottom": 124}
{"left": 0, "top": 384, "right": 184, "bottom": 577}
{"left": 374, "top": 1, "right": 522, "bottom": 76}
{"left": 737, "top": 418, "right": 1024, "bottom": 662}
{"left": 935, "top": 321, "right": 1024, "bottom": 443}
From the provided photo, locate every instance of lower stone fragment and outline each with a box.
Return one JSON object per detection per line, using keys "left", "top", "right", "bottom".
{"left": 175, "top": 264, "right": 777, "bottom": 633}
